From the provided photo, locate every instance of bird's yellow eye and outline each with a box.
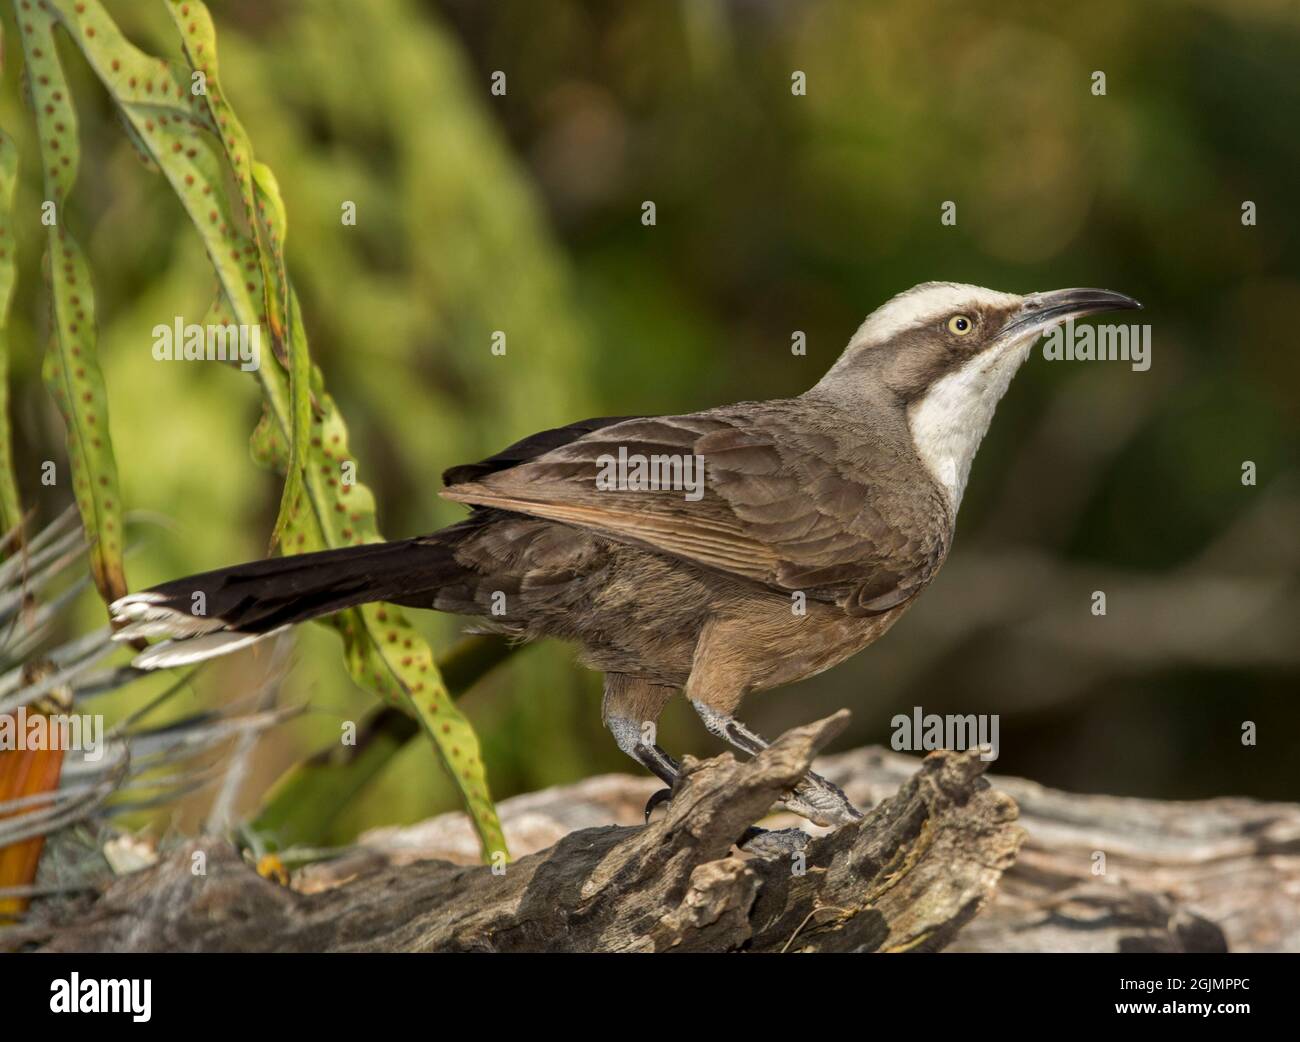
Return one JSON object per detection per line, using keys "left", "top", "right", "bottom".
{"left": 948, "top": 314, "right": 974, "bottom": 335}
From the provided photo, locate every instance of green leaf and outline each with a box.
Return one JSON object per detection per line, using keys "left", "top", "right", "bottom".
{"left": 18, "top": 6, "right": 127, "bottom": 603}
{"left": 0, "top": 79, "right": 21, "bottom": 535}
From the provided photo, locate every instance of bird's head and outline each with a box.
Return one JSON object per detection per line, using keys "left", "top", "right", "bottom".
{"left": 813, "top": 281, "right": 1142, "bottom": 509}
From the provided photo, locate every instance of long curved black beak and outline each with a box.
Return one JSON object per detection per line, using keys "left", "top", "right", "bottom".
{"left": 999, "top": 287, "right": 1143, "bottom": 341}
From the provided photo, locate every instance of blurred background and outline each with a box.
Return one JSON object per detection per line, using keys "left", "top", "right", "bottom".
{"left": 1, "top": 0, "right": 1296, "bottom": 847}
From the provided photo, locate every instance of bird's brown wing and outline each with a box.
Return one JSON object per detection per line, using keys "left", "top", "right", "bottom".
{"left": 441, "top": 407, "right": 948, "bottom": 614}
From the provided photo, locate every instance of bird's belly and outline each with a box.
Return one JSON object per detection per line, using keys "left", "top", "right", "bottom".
{"left": 745, "top": 596, "right": 913, "bottom": 693}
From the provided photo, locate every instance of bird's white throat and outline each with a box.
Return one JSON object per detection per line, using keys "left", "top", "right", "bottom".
{"left": 907, "top": 336, "right": 1036, "bottom": 511}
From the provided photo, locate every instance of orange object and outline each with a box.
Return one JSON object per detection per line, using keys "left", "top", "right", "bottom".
{"left": 0, "top": 730, "right": 66, "bottom": 921}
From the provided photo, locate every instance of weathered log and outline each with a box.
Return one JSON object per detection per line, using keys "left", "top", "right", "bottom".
{"left": 3, "top": 714, "right": 1024, "bottom": 953}
{"left": 9, "top": 723, "right": 1290, "bottom": 953}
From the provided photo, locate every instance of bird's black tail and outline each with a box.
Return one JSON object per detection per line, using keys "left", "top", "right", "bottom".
{"left": 111, "top": 536, "right": 462, "bottom": 669}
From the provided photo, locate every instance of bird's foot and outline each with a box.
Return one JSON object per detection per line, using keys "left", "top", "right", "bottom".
{"left": 778, "top": 770, "right": 863, "bottom": 828}
{"left": 738, "top": 826, "right": 810, "bottom": 858}
{"left": 687, "top": 701, "right": 863, "bottom": 828}
{"left": 643, "top": 786, "right": 673, "bottom": 822}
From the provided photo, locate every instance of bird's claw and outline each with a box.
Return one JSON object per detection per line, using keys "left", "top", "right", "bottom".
{"left": 644, "top": 786, "right": 673, "bottom": 822}
{"left": 778, "top": 770, "right": 863, "bottom": 828}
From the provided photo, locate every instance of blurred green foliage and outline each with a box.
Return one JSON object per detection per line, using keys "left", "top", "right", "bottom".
{"left": 1, "top": 0, "right": 1296, "bottom": 845}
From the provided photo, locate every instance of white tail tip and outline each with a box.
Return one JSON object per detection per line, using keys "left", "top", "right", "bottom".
{"left": 130, "top": 627, "right": 286, "bottom": 670}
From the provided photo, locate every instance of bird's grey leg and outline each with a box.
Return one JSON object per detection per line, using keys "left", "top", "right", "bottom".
{"left": 606, "top": 716, "right": 680, "bottom": 786}
{"left": 690, "top": 700, "right": 862, "bottom": 827}
{"left": 602, "top": 675, "right": 680, "bottom": 819}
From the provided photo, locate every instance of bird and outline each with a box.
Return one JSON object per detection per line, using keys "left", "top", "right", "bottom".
{"left": 110, "top": 282, "right": 1141, "bottom": 835}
